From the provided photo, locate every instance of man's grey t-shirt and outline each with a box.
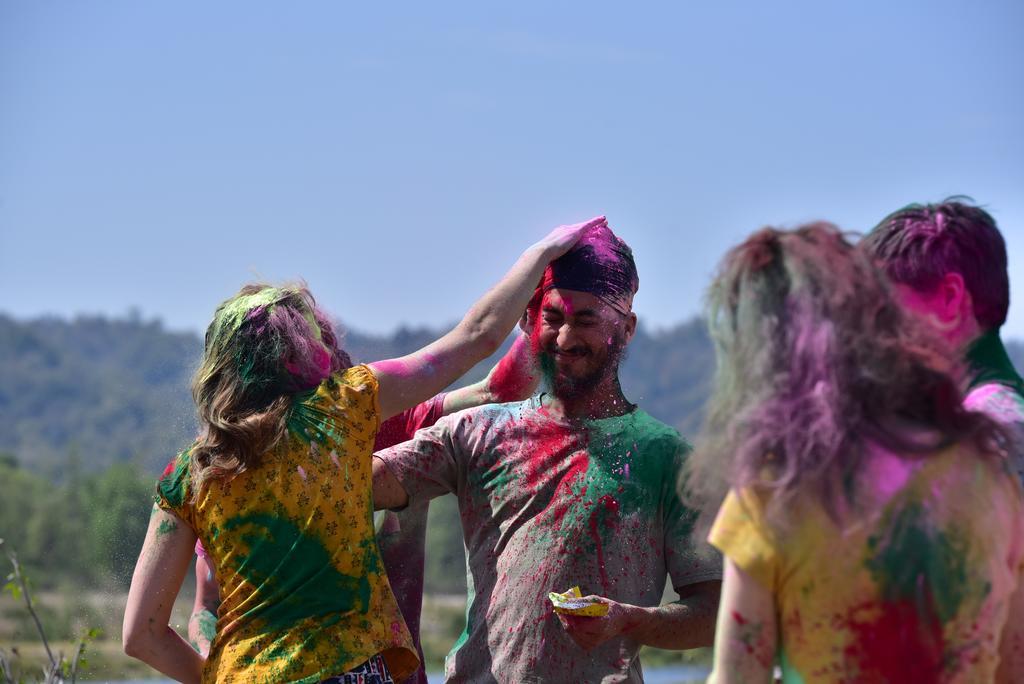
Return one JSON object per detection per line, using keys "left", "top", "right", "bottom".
{"left": 376, "top": 397, "right": 721, "bottom": 683}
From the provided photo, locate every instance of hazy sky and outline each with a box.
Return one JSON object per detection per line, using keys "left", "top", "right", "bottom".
{"left": 2, "top": 1, "right": 1022, "bottom": 337}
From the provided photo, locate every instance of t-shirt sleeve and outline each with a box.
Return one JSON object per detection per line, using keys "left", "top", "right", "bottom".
{"left": 964, "top": 383, "right": 1024, "bottom": 426}
{"left": 708, "top": 488, "right": 779, "bottom": 591}
{"left": 375, "top": 410, "right": 466, "bottom": 504}
{"left": 154, "top": 450, "right": 195, "bottom": 529}
{"left": 337, "top": 364, "right": 382, "bottom": 437}
{"left": 664, "top": 443, "right": 723, "bottom": 588}
{"left": 965, "top": 384, "right": 1024, "bottom": 486}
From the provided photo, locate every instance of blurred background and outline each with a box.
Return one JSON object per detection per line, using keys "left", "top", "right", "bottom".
{"left": 2, "top": 1, "right": 1022, "bottom": 680}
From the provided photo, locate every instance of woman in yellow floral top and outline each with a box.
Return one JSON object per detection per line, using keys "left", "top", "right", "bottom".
{"left": 122, "top": 216, "right": 605, "bottom": 684}
{"left": 685, "top": 223, "right": 1024, "bottom": 683}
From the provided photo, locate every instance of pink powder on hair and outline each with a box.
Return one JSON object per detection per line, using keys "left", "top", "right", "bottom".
{"left": 578, "top": 223, "right": 623, "bottom": 263}
{"left": 285, "top": 344, "right": 332, "bottom": 387}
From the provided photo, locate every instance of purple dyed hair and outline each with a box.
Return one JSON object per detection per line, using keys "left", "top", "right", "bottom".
{"left": 862, "top": 198, "right": 1009, "bottom": 330}
{"left": 683, "top": 223, "right": 1006, "bottom": 528}
{"left": 188, "top": 283, "right": 352, "bottom": 498}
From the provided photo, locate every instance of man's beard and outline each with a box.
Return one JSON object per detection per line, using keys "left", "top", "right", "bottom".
{"left": 539, "top": 335, "right": 627, "bottom": 400}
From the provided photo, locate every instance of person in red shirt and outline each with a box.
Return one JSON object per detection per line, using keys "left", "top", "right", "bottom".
{"left": 188, "top": 334, "right": 539, "bottom": 684}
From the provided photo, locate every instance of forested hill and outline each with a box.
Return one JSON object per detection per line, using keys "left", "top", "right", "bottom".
{"left": 5, "top": 312, "right": 1024, "bottom": 594}
{"left": 0, "top": 313, "right": 717, "bottom": 476}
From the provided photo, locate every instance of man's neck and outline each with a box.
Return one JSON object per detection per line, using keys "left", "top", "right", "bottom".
{"left": 962, "top": 327, "right": 1024, "bottom": 393}
{"left": 545, "top": 376, "right": 634, "bottom": 421}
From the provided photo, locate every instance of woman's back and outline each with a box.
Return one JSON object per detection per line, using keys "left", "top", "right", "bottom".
{"left": 157, "top": 365, "right": 418, "bottom": 683}
{"left": 711, "top": 438, "right": 1024, "bottom": 683}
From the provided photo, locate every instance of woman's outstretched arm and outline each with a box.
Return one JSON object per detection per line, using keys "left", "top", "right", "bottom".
{"left": 123, "top": 505, "right": 204, "bottom": 684}
{"left": 370, "top": 216, "right": 604, "bottom": 421}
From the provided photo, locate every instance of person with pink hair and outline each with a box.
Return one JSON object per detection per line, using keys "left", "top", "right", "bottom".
{"left": 688, "top": 223, "right": 1024, "bottom": 683}
{"left": 862, "top": 198, "right": 1024, "bottom": 483}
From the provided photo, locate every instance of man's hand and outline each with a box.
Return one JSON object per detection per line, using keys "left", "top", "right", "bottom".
{"left": 556, "top": 596, "right": 636, "bottom": 651}
{"left": 557, "top": 581, "right": 720, "bottom": 652}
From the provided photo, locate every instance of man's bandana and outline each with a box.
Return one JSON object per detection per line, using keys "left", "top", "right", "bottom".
{"left": 540, "top": 223, "right": 639, "bottom": 315}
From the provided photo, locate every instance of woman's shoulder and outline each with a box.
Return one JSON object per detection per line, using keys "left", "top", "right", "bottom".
{"left": 865, "top": 433, "right": 1021, "bottom": 512}
{"left": 288, "top": 365, "right": 381, "bottom": 445}
{"left": 156, "top": 445, "right": 195, "bottom": 511}
{"left": 335, "top": 364, "right": 377, "bottom": 390}
{"left": 310, "top": 365, "right": 379, "bottom": 403}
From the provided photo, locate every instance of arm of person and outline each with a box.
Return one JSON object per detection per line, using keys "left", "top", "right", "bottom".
{"left": 706, "top": 559, "right": 776, "bottom": 684}
{"left": 187, "top": 549, "right": 220, "bottom": 657}
{"left": 372, "top": 456, "right": 410, "bottom": 510}
{"left": 441, "top": 332, "right": 539, "bottom": 415}
{"left": 557, "top": 579, "right": 720, "bottom": 652}
{"left": 370, "top": 217, "right": 604, "bottom": 421}
{"left": 372, "top": 412, "right": 468, "bottom": 510}
{"left": 996, "top": 563, "right": 1024, "bottom": 682}
{"left": 123, "top": 505, "right": 204, "bottom": 684}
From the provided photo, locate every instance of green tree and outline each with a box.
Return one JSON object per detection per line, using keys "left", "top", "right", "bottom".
{"left": 21, "top": 453, "right": 90, "bottom": 586}
{"left": 84, "top": 463, "right": 152, "bottom": 587}
{"left": 0, "top": 457, "right": 47, "bottom": 560}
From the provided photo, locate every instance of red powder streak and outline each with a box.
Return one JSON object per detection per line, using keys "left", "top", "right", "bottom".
{"left": 543, "top": 453, "right": 589, "bottom": 531}
{"left": 518, "top": 412, "right": 591, "bottom": 533}
{"left": 160, "top": 458, "right": 177, "bottom": 478}
{"left": 488, "top": 337, "right": 534, "bottom": 403}
{"left": 588, "top": 495, "right": 621, "bottom": 591}
{"left": 731, "top": 610, "right": 748, "bottom": 626}
{"left": 842, "top": 600, "right": 945, "bottom": 682}
{"left": 522, "top": 418, "right": 578, "bottom": 490}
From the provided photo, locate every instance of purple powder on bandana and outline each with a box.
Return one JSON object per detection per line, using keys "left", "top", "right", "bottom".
{"left": 542, "top": 223, "right": 639, "bottom": 315}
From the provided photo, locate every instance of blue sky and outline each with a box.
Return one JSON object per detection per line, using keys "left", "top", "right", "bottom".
{"left": 2, "top": 1, "right": 1023, "bottom": 337}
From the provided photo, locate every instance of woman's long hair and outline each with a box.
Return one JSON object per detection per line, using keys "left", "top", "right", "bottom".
{"left": 683, "top": 223, "right": 1005, "bottom": 528}
{"left": 188, "top": 283, "right": 351, "bottom": 499}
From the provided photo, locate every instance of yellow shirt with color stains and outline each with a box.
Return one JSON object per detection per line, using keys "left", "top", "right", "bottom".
{"left": 157, "top": 365, "right": 418, "bottom": 684}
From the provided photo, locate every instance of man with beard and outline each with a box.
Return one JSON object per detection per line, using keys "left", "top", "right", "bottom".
{"left": 373, "top": 224, "right": 721, "bottom": 683}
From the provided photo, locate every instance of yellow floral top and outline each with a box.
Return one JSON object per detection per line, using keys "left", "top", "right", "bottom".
{"left": 710, "top": 443, "right": 1024, "bottom": 683}
{"left": 157, "top": 365, "right": 418, "bottom": 684}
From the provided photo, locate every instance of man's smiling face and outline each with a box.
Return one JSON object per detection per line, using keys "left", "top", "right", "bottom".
{"left": 532, "top": 288, "right": 636, "bottom": 398}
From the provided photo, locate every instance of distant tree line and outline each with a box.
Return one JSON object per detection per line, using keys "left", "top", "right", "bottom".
{"left": 0, "top": 313, "right": 720, "bottom": 476}
{"left": 4, "top": 312, "right": 1022, "bottom": 594}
